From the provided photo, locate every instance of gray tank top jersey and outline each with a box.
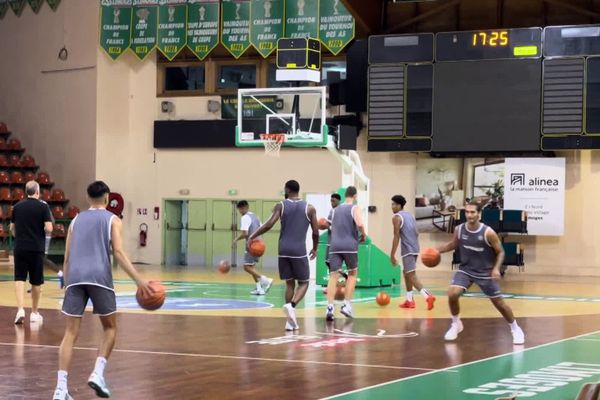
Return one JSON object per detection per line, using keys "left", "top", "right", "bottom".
{"left": 457, "top": 223, "right": 496, "bottom": 278}
{"left": 245, "top": 212, "right": 262, "bottom": 244}
{"left": 66, "top": 209, "right": 116, "bottom": 290}
{"left": 326, "top": 209, "right": 334, "bottom": 246}
{"left": 279, "top": 199, "right": 310, "bottom": 257}
{"left": 396, "top": 211, "right": 420, "bottom": 256}
{"left": 330, "top": 204, "right": 359, "bottom": 253}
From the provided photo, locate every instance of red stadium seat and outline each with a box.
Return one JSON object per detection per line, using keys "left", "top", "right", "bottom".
{"left": 0, "top": 171, "right": 9, "bottom": 184}
{"left": 0, "top": 155, "right": 8, "bottom": 167}
{"left": 7, "top": 138, "right": 21, "bottom": 150}
{"left": 6, "top": 206, "right": 12, "bottom": 220}
{"left": 41, "top": 189, "right": 51, "bottom": 201}
{"left": 0, "top": 122, "right": 7, "bottom": 133}
{"left": 53, "top": 223, "right": 66, "bottom": 238}
{"left": 10, "top": 171, "right": 23, "bottom": 184}
{"left": 52, "top": 206, "right": 65, "bottom": 219}
{"left": 24, "top": 171, "right": 35, "bottom": 182}
{"left": 20, "top": 155, "right": 35, "bottom": 167}
{"left": 0, "top": 139, "right": 6, "bottom": 150}
{"left": 8, "top": 155, "right": 20, "bottom": 167}
{"left": 12, "top": 188, "right": 25, "bottom": 201}
{"left": 0, "top": 188, "right": 12, "bottom": 201}
{"left": 37, "top": 172, "right": 50, "bottom": 184}
{"left": 52, "top": 189, "right": 65, "bottom": 201}
{"left": 67, "top": 206, "right": 79, "bottom": 219}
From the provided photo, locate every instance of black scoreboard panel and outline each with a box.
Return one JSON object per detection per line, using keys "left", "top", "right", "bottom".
{"left": 542, "top": 58, "right": 584, "bottom": 135}
{"left": 587, "top": 57, "right": 600, "bottom": 134}
{"left": 406, "top": 64, "right": 433, "bottom": 137}
{"left": 369, "top": 33, "right": 434, "bottom": 64}
{"left": 432, "top": 59, "right": 542, "bottom": 152}
{"left": 544, "top": 25, "right": 600, "bottom": 57}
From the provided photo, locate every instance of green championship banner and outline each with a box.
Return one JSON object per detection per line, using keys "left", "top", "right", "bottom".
{"left": 46, "top": 0, "right": 59, "bottom": 11}
{"left": 131, "top": 0, "right": 158, "bottom": 60}
{"left": 99, "top": 0, "right": 133, "bottom": 61}
{"left": 157, "top": 0, "right": 187, "bottom": 60}
{"left": 221, "top": 0, "right": 250, "bottom": 59}
{"left": 319, "top": 0, "right": 354, "bottom": 55}
{"left": 187, "top": 0, "right": 219, "bottom": 60}
{"left": 285, "top": 0, "right": 318, "bottom": 38}
{"left": 28, "top": 0, "right": 43, "bottom": 13}
{"left": 9, "top": 0, "right": 26, "bottom": 16}
{"left": 0, "top": 0, "right": 9, "bottom": 19}
{"left": 250, "top": 0, "right": 283, "bottom": 58}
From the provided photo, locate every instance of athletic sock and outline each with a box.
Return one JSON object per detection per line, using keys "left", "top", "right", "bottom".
{"left": 256, "top": 282, "right": 262, "bottom": 290}
{"left": 57, "top": 370, "right": 68, "bottom": 391}
{"left": 94, "top": 357, "right": 107, "bottom": 377}
{"left": 509, "top": 320, "right": 519, "bottom": 330}
{"left": 420, "top": 288, "right": 431, "bottom": 298}
{"left": 451, "top": 315, "right": 460, "bottom": 324}
{"left": 57, "top": 271, "right": 63, "bottom": 277}
{"left": 406, "top": 291, "right": 414, "bottom": 302}
{"left": 291, "top": 302, "right": 297, "bottom": 308}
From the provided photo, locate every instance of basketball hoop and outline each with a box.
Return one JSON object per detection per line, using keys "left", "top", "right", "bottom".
{"left": 259, "top": 133, "right": 286, "bottom": 157}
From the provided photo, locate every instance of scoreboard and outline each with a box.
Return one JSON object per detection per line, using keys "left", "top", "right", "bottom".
{"left": 366, "top": 25, "right": 600, "bottom": 152}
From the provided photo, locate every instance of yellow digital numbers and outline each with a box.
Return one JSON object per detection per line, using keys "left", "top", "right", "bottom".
{"left": 472, "top": 31, "right": 508, "bottom": 47}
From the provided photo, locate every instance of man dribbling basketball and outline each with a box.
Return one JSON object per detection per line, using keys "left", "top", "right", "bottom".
{"left": 390, "top": 195, "right": 435, "bottom": 310}
{"left": 247, "top": 180, "right": 319, "bottom": 331}
{"left": 53, "top": 181, "right": 152, "bottom": 400}
{"left": 436, "top": 201, "right": 524, "bottom": 344}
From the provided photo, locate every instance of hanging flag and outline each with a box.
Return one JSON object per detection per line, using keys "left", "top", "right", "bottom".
{"left": 250, "top": 0, "right": 283, "bottom": 58}
{"left": 131, "top": 0, "right": 159, "bottom": 60}
{"left": 187, "top": 0, "right": 219, "bottom": 60}
{"left": 99, "top": 0, "right": 133, "bottom": 60}
{"left": 319, "top": 0, "right": 354, "bottom": 55}
{"left": 157, "top": 0, "right": 187, "bottom": 60}
{"left": 221, "top": 0, "right": 250, "bottom": 59}
{"left": 46, "top": 0, "right": 59, "bottom": 11}
{"left": 28, "top": 0, "right": 43, "bottom": 13}
{"left": 8, "top": 0, "right": 26, "bottom": 16}
{"left": 285, "top": 0, "right": 318, "bottom": 39}
{"left": 0, "top": 0, "right": 9, "bottom": 19}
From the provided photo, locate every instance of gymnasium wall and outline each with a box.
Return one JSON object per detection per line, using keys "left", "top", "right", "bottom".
{"left": 0, "top": 0, "right": 97, "bottom": 208}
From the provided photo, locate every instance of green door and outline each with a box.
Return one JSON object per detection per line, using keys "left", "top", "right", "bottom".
{"left": 187, "top": 200, "right": 208, "bottom": 266}
{"left": 211, "top": 200, "right": 235, "bottom": 266}
{"left": 260, "top": 200, "right": 281, "bottom": 269}
{"left": 163, "top": 200, "right": 183, "bottom": 265}
{"left": 233, "top": 200, "right": 259, "bottom": 267}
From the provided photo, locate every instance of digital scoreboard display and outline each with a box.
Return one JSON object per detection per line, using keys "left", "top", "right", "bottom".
{"left": 435, "top": 28, "right": 542, "bottom": 62}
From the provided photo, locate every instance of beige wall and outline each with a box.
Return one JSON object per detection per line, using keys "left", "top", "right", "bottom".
{"left": 0, "top": 0, "right": 98, "bottom": 208}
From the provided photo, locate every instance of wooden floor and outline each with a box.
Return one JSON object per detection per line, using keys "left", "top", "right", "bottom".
{"left": 1, "top": 265, "right": 600, "bottom": 399}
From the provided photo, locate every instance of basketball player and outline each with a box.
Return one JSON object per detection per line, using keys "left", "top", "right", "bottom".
{"left": 390, "top": 195, "right": 436, "bottom": 310}
{"left": 247, "top": 180, "right": 319, "bottom": 331}
{"left": 233, "top": 200, "right": 273, "bottom": 295}
{"left": 53, "top": 181, "right": 152, "bottom": 400}
{"left": 324, "top": 193, "right": 341, "bottom": 269}
{"left": 326, "top": 186, "right": 366, "bottom": 320}
{"left": 437, "top": 201, "right": 525, "bottom": 344}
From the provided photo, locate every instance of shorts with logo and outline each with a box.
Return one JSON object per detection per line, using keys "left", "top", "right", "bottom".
{"left": 279, "top": 257, "right": 310, "bottom": 282}
{"left": 62, "top": 284, "right": 117, "bottom": 317}
{"left": 328, "top": 252, "right": 358, "bottom": 272}
{"left": 14, "top": 250, "right": 45, "bottom": 286}
{"left": 451, "top": 270, "right": 502, "bottom": 298}
{"left": 402, "top": 254, "right": 418, "bottom": 273}
{"left": 243, "top": 251, "right": 259, "bottom": 265}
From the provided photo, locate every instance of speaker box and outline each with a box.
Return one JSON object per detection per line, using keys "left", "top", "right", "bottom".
{"left": 337, "top": 125, "right": 357, "bottom": 150}
{"left": 345, "top": 39, "right": 368, "bottom": 112}
{"left": 329, "top": 80, "right": 346, "bottom": 106}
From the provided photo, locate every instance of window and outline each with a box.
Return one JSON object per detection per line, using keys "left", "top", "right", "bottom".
{"left": 321, "top": 60, "right": 346, "bottom": 86}
{"left": 164, "top": 65, "right": 205, "bottom": 91}
{"left": 473, "top": 162, "right": 505, "bottom": 198}
{"left": 217, "top": 64, "right": 257, "bottom": 91}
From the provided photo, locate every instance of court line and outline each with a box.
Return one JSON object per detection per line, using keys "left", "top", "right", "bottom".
{"left": 321, "top": 329, "right": 600, "bottom": 399}
{"left": 0, "top": 342, "right": 436, "bottom": 372}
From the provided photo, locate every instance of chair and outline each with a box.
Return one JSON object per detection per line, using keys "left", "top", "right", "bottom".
{"left": 453, "top": 209, "right": 466, "bottom": 231}
{"left": 575, "top": 382, "right": 600, "bottom": 400}
{"left": 502, "top": 242, "right": 524, "bottom": 273}
{"left": 7, "top": 138, "right": 21, "bottom": 150}
{"left": 24, "top": 171, "right": 35, "bottom": 182}
{"left": 0, "top": 139, "right": 6, "bottom": 150}
{"left": 482, "top": 208, "right": 501, "bottom": 232}
{"left": 0, "top": 155, "right": 8, "bottom": 167}
{"left": 10, "top": 171, "right": 23, "bottom": 184}
{"left": 37, "top": 172, "right": 50, "bottom": 184}
{"left": 0, "top": 188, "right": 12, "bottom": 201}
{"left": 0, "top": 171, "right": 9, "bottom": 184}
{"left": 0, "top": 206, "right": 4, "bottom": 220}
{"left": 0, "top": 224, "right": 8, "bottom": 240}
{"left": 0, "top": 122, "right": 7, "bottom": 133}
{"left": 12, "top": 188, "right": 25, "bottom": 201}
{"left": 6, "top": 206, "right": 12, "bottom": 220}
{"left": 53, "top": 223, "right": 66, "bottom": 238}
{"left": 67, "top": 206, "right": 80, "bottom": 219}
{"left": 8, "top": 154, "right": 20, "bottom": 167}
{"left": 501, "top": 210, "right": 527, "bottom": 234}
{"left": 52, "top": 189, "right": 66, "bottom": 201}
{"left": 41, "top": 189, "right": 51, "bottom": 201}
{"left": 20, "top": 155, "right": 35, "bottom": 167}
{"left": 52, "top": 206, "right": 65, "bottom": 219}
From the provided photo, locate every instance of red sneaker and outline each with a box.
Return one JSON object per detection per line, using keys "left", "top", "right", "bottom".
{"left": 399, "top": 300, "right": 416, "bottom": 309}
{"left": 426, "top": 295, "right": 436, "bottom": 311}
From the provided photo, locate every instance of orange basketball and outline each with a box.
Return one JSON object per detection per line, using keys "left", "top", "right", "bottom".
{"left": 218, "top": 260, "right": 230, "bottom": 274}
{"left": 248, "top": 239, "right": 266, "bottom": 257}
{"left": 334, "top": 285, "right": 345, "bottom": 301}
{"left": 376, "top": 292, "right": 391, "bottom": 306}
{"left": 421, "top": 247, "right": 441, "bottom": 268}
{"left": 136, "top": 281, "right": 166, "bottom": 311}
{"left": 318, "top": 217, "right": 329, "bottom": 230}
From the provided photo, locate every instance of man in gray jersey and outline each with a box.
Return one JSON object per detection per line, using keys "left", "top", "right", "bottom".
{"left": 233, "top": 200, "right": 273, "bottom": 295}
{"left": 323, "top": 193, "right": 341, "bottom": 269}
{"left": 247, "top": 180, "right": 319, "bottom": 331}
{"left": 52, "top": 181, "right": 153, "bottom": 400}
{"left": 390, "top": 195, "right": 435, "bottom": 310}
{"left": 325, "top": 186, "right": 366, "bottom": 320}
{"left": 437, "top": 201, "right": 525, "bottom": 344}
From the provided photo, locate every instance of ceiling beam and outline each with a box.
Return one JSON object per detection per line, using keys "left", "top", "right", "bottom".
{"left": 341, "top": 0, "right": 385, "bottom": 35}
{"left": 543, "top": 0, "right": 600, "bottom": 20}
{"left": 384, "top": 0, "right": 461, "bottom": 34}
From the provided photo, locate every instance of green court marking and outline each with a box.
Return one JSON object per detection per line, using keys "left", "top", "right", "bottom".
{"left": 325, "top": 330, "right": 600, "bottom": 399}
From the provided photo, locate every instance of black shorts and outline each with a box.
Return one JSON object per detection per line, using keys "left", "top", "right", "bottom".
{"left": 62, "top": 285, "right": 117, "bottom": 317}
{"left": 14, "top": 250, "right": 44, "bottom": 285}
{"left": 279, "top": 257, "right": 310, "bottom": 282}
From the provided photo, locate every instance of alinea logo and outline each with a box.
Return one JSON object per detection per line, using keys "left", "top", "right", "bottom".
{"left": 510, "top": 172, "right": 560, "bottom": 192}
{"left": 511, "top": 173, "right": 525, "bottom": 185}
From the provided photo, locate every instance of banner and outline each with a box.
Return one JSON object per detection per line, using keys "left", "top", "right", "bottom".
{"left": 99, "top": 0, "right": 133, "bottom": 61}
{"left": 131, "top": 0, "right": 158, "bottom": 60}
{"left": 28, "top": 0, "right": 43, "bottom": 13}
{"left": 8, "top": 0, "right": 25, "bottom": 16}
{"left": 46, "top": 0, "right": 59, "bottom": 11}
{"left": 222, "top": 95, "right": 278, "bottom": 119}
{"left": 250, "top": 0, "right": 283, "bottom": 58}
{"left": 157, "top": 0, "right": 187, "bottom": 60}
{"left": 0, "top": 0, "right": 8, "bottom": 19}
{"left": 187, "top": 0, "right": 219, "bottom": 60}
{"left": 221, "top": 0, "right": 250, "bottom": 58}
{"left": 285, "top": 0, "right": 318, "bottom": 39}
{"left": 503, "top": 158, "right": 566, "bottom": 236}
{"left": 319, "top": 0, "right": 354, "bottom": 55}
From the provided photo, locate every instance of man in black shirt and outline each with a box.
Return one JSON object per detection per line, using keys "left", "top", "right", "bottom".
{"left": 10, "top": 181, "right": 53, "bottom": 324}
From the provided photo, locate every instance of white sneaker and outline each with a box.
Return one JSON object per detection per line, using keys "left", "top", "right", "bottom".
{"left": 88, "top": 372, "right": 111, "bottom": 398}
{"left": 250, "top": 288, "right": 266, "bottom": 295}
{"left": 285, "top": 321, "right": 299, "bottom": 331}
{"left": 52, "top": 387, "right": 73, "bottom": 400}
{"left": 512, "top": 326, "right": 525, "bottom": 345}
{"left": 30, "top": 312, "right": 43, "bottom": 323}
{"left": 283, "top": 303, "right": 298, "bottom": 330}
{"left": 340, "top": 304, "right": 353, "bottom": 319}
{"left": 14, "top": 309, "right": 25, "bottom": 325}
{"left": 444, "top": 321, "right": 464, "bottom": 341}
{"left": 260, "top": 278, "right": 274, "bottom": 293}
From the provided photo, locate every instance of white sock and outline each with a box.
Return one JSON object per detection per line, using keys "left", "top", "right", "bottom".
{"left": 57, "top": 271, "right": 63, "bottom": 277}
{"left": 451, "top": 315, "right": 460, "bottom": 324}
{"left": 406, "top": 291, "right": 414, "bottom": 302}
{"left": 94, "top": 357, "right": 107, "bottom": 377}
{"left": 57, "top": 370, "right": 68, "bottom": 391}
{"left": 420, "top": 288, "right": 431, "bottom": 298}
{"left": 510, "top": 320, "right": 519, "bottom": 330}
{"left": 256, "top": 282, "right": 262, "bottom": 290}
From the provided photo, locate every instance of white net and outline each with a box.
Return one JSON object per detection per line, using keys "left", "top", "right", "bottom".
{"left": 260, "top": 134, "right": 286, "bottom": 157}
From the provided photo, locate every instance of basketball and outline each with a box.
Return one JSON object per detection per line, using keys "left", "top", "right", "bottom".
{"left": 318, "top": 217, "right": 329, "bottom": 230}
{"left": 136, "top": 281, "right": 166, "bottom": 311}
{"left": 421, "top": 247, "right": 441, "bottom": 268}
{"left": 218, "top": 259, "right": 230, "bottom": 274}
{"left": 376, "top": 292, "right": 391, "bottom": 306}
{"left": 334, "top": 285, "right": 345, "bottom": 301}
{"left": 248, "top": 239, "right": 266, "bottom": 257}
